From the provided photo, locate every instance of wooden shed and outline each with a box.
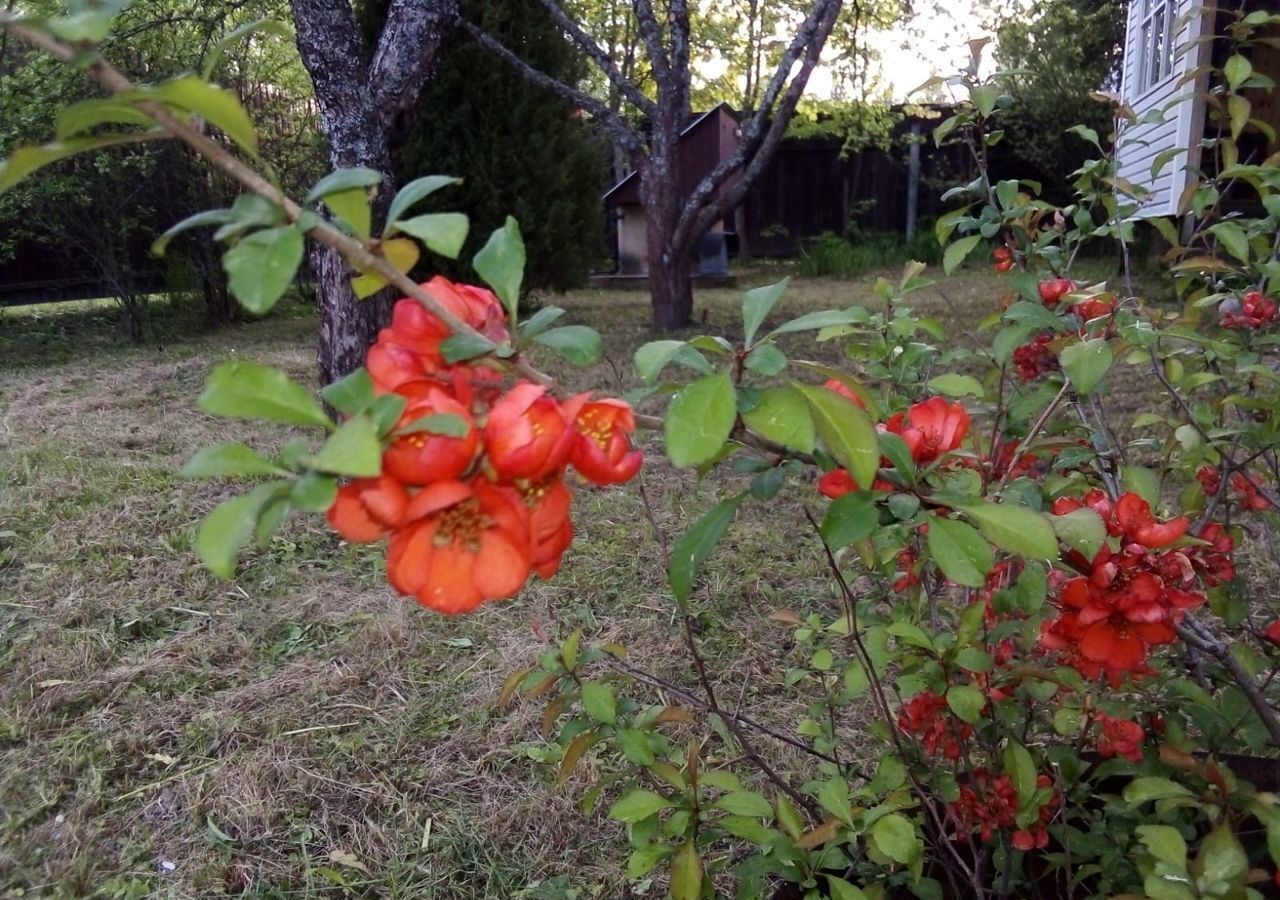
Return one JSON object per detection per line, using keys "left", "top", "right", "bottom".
{"left": 602, "top": 103, "right": 740, "bottom": 276}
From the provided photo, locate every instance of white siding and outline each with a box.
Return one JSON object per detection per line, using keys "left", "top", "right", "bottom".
{"left": 1115, "top": 0, "right": 1213, "bottom": 218}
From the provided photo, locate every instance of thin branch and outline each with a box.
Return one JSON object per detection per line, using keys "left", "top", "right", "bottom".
{"left": 1176, "top": 614, "right": 1280, "bottom": 746}
{"left": 535, "top": 0, "right": 654, "bottom": 116}
{"left": 459, "top": 19, "right": 640, "bottom": 152}
{"left": 631, "top": 0, "right": 671, "bottom": 90}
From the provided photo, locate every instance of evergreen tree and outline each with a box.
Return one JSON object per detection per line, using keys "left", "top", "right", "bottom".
{"left": 395, "top": 0, "right": 607, "bottom": 293}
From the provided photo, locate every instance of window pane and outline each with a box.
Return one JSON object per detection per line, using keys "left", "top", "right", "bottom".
{"left": 1151, "top": 7, "right": 1166, "bottom": 85}
{"left": 1141, "top": 20, "right": 1153, "bottom": 89}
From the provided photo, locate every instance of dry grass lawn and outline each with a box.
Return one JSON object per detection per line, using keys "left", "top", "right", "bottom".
{"left": 0, "top": 265, "right": 1187, "bottom": 899}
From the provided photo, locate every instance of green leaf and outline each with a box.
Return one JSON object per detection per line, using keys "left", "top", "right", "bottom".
{"left": 1210, "top": 221, "right": 1249, "bottom": 265}
{"left": 959, "top": 501, "right": 1058, "bottom": 560}
{"left": 321, "top": 369, "right": 375, "bottom": 416}
{"left": 669, "top": 495, "right": 744, "bottom": 604}
{"left": 819, "top": 778, "right": 853, "bottom": 823}
{"left": 1194, "top": 824, "right": 1247, "bottom": 892}
{"left": 768, "top": 306, "right": 867, "bottom": 338}
{"left": 821, "top": 493, "right": 878, "bottom": 547}
{"left": 384, "top": 175, "right": 461, "bottom": 231}
{"left": 196, "top": 483, "right": 283, "bottom": 578}
{"left": 580, "top": 682, "right": 617, "bottom": 724}
{"left": 665, "top": 371, "right": 736, "bottom": 468}
{"left": 322, "top": 188, "right": 372, "bottom": 240}
{"left": 199, "top": 361, "right": 330, "bottom": 428}
{"left": 151, "top": 208, "right": 234, "bottom": 255}
{"left": 608, "top": 789, "right": 672, "bottom": 823}
{"left": 615, "top": 728, "right": 655, "bottom": 765}
{"left": 955, "top": 647, "right": 993, "bottom": 672}
{"left": 473, "top": 216, "right": 525, "bottom": 323}
{"left": 304, "top": 167, "right": 383, "bottom": 204}
{"left": 926, "top": 516, "right": 993, "bottom": 588}
{"left": 825, "top": 877, "right": 869, "bottom": 900}
{"left": 1124, "top": 777, "right": 1194, "bottom": 805}
{"left": 1003, "top": 740, "right": 1037, "bottom": 811}
{"left": 742, "top": 277, "right": 790, "bottom": 346}
{"left": 870, "top": 813, "right": 920, "bottom": 865}
{"left": 669, "top": 840, "right": 702, "bottom": 900}
{"left": 1059, "top": 338, "right": 1112, "bottom": 395}
{"left": 1137, "top": 825, "right": 1188, "bottom": 869}
{"left": 943, "top": 235, "right": 982, "bottom": 276}
{"left": 392, "top": 212, "right": 470, "bottom": 259}
{"left": 740, "top": 386, "right": 814, "bottom": 452}
{"left": 926, "top": 373, "right": 984, "bottom": 398}
{"left": 531, "top": 326, "right": 603, "bottom": 366}
{"left": 634, "top": 340, "right": 713, "bottom": 383}
{"left": 714, "top": 791, "right": 774, "bottom": 818}
{"left": 55, "top": 98, "right": 155, "bottom": 139}
{"left": 1225, "top": 54, "right": 1253, "bottom": 91}
{"left": 302, "top": 416, "right": 382, "bottom": 476}
{"left": 793, "top": 382, "right": 879, "bottom": 490}
{"left": 743, "top": 342, "right": 787, "bottom": 376}
{"left": 440, "top": 332, "right": 498, "bottom": 363}
{"left": 0, "top": 133, "right": 163, "bottom": 196}
{"left": 946, "top": 685, "right": 986, "bottom": 724}
{"left": 1121, "top": 465, "right": 1161, "bottom": 506}
{"left": 182, "top": 443, "right": 285, "bottom": 479}
{"left": 223, "top": 226, "right": 304, "bottom": 314}
{"left": 289, "top": 472, "right": 337, "bottom": 512}
{"left": 150, "top": 74, "right": 259, "bottom": 156}
{"left": 1050, "top": 508, "right": 1105, "bottom": 560}
{"left": 519, "top": 306, "right": 566, "bottom": 339}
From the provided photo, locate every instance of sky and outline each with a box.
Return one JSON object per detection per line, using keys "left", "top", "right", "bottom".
{"left": 860, "top": 1, "right": 996, "bottom": 101}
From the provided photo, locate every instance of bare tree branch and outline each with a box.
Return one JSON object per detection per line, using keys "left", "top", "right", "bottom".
{"left": 632, "top": 0, "right": 671, "bottom": 89}
{"left": 459, "top": 19, "right": 641, "bottom": 152}
{"left": 367, "top": 0, "right": 458, "bottom": 133}
{"left": 669, "top": 0, "right": 691, "bottom": 90}
{"left": 677, "top": 0, "right": 843, "bottom": 248}
{"left": 536, "top": 0, "right": 655, "bottom": 116}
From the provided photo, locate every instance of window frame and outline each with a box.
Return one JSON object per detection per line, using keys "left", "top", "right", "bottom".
{"left": 1135, "top": 0, "right": 1178, "bottom": 95}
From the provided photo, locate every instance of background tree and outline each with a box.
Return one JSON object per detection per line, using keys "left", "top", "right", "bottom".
{"left": 289, "top": 0, "right": 456, "bottom": 383}
{"left": 0, "top": 0, "right": 317, "bottom": 334}
{"left": 386, "top": 0, "right": 606, "bottom": 294}
{"left": 994, "top": 0, "right": 1126, "bottom": 203}
{"left": 464, "top": 0, "right": 849, "bottom": 329}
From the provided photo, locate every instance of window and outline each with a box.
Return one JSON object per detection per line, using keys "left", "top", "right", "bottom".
{"left": 1136, "top": 0, "right": 1177, "bottom": 93}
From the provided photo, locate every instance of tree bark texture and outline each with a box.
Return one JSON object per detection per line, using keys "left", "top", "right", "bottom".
{"left": 291, "top": 0, "right": 457, "bottom": 385}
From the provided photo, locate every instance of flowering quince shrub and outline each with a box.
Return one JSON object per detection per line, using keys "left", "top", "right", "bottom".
{"left": 6, "top": 9, "right": 1280, "bottom": 900}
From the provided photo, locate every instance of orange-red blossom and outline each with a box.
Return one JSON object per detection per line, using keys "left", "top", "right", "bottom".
{"left": 327, "top": 279, "right": 642, "bottom": 614}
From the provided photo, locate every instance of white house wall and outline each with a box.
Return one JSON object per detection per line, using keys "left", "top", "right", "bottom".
{"left": 1115, "top": 0, "right": 1214, "bottom": 218}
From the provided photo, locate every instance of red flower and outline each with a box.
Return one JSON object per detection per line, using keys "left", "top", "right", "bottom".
{"left": 1038, "top": 278, "right": 1075, "bottom": 307}
{"left": 823, "top": 378, "right": 867, "bottom": 409}
{"left": 898, "top": 690, "right": 973, "bottom": 759}
{"left": 1220, "top": 291, "right": 1277, "bottom": 329}
{"left": 886, "top": 397, "right": 970, "bottom": 463}
{"left": 1096, "top": 714, "right": 1145, "bottom": 762}
{"left": 1013, "top": 333, "right": 1058, "bottom": 382}
{"left": 571, "top": 397, "right": 643, "bottom": 485}
{"left": 817, "top": 468, "right": 857, "bottom": 498}
{"left": 484, "top": 382, "right": 582, "bottom": 481}
{"left": 327, "top": 476, "right": 410, "bottom": 542}
{"left": 382, "top": 386, "right": 479, "bottom": 485}
{"left": 1114, "top": 493, "right": 1188, "bottom": 549}
{"left": 521, "top": 476, "right": 574, "bottom": 579}
{"left": 1263, "top": 620, "right": 1280, "bottom": 645}
{"left": 993, "top": 247, "right": 1014, "bottom": 272}
{"left": 951, "top": 769, "right": 1057, "bottom": 850}
{"left": 1074, "top": 294, "right": 1116, "bottom": 326}
{"left": 386, "top": 479, "right": 531, "bottom": 614}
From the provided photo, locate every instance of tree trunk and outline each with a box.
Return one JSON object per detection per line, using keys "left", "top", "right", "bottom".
{"left": 649, "top": 244, "right": 692, "bottom": 329}
{"left": 642, "top": 109, "right": 694, "bottom": 330}
{"left": 292, "top": 0, "right": 456, "bottom": 384}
